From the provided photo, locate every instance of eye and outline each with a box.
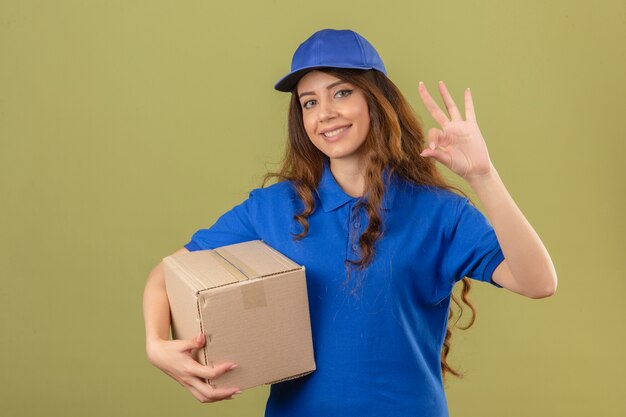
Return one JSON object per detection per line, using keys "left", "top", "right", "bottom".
{"left": 302, "top": 99, "right": 316, "bottom": 110}
{"left": 335, "top": 89, "right": 352, "bottom": 98}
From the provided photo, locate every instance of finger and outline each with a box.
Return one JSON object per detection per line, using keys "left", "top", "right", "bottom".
{"left": 438, "top": 81, "right": 462, "bottom": 121}
{"left": 207, "top": 387, "right": 242, "bottom": 402}
{"left": 464, "top": 87, "right": 476, "bottom": 122}
{"left": 189, "top": 377, "right": 241, "bottom": 402}
{"left": 418, "top": 81, "right": 450, "bottom": 126}
{"left": 189, "top": 360, "right": 238, "bottom": 380}
{"left": 187, "top": 385, "right": 210, "bottom": 403}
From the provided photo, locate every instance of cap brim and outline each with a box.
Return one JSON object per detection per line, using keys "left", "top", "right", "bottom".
{"left": 274, "top": 67, "right": 322, "bottom": 92}
{"left": 274, "top": 64, "right": 378, "bottom": 92}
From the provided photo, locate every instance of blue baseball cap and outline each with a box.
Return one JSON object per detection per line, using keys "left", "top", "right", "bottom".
{"left": 274, "top": 29, "right": 387, "bottom": 92}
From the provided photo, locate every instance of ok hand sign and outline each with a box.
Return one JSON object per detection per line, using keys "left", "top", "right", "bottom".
{"left": 418, "top": 81, "right": 494, "bottom": 181}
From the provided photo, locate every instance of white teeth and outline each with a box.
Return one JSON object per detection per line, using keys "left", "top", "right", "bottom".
{"left": 323, "top": 126, "right": 349, "bottom": 138}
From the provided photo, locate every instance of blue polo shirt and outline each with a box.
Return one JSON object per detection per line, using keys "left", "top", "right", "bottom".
{"left": 185, "top": 163, "right": 504, "bottom": 417}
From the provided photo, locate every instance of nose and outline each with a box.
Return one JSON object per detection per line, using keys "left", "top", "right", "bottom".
{"left": 318, "top": 98, "right": 338, "bottom": 122}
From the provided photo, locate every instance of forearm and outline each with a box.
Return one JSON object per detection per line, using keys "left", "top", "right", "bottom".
{"left": 143, "top": 262, "right": 172, "bottom": 350}
{"left": 467, "top": 167, "right": 557, "bottom": 295}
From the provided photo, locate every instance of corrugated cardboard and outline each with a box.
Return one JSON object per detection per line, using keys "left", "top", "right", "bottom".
{"left": 163, "top": 240, "right": 316, "bottom": 390}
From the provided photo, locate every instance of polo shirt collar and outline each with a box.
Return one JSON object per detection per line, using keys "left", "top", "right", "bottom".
{"left": 316, "top": 162, "right": 355, "bottom": 212}
{"left": 316, "top": 161, "right": 397, "bottom": 212}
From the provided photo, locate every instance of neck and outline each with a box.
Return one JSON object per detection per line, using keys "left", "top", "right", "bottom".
{"left": 329, "top": 157, "right": 366, "bottom": 197}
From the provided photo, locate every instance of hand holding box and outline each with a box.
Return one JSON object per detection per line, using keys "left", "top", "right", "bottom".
{"left": 163, "top": 240, "right": 316, "bottom": 391}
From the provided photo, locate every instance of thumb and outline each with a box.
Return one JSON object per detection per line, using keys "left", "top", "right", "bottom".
{"left": 420, "top": 147, "right": 452, "bottom": 168}
{"left": 194, "top": 333, "right": 206, "bottom": 348}
{"left": 426, "top": 127, "right": 444, "bottom": 150}
{"left": 172, "top": 333, "right": 206, "bottom": 352}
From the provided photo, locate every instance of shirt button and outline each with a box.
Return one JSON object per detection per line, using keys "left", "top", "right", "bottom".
{"left": 353, "top": 222, "right": 360, "bottom": 229}
{"left": 352, "top": 244, "right": 358, "bottom": 250}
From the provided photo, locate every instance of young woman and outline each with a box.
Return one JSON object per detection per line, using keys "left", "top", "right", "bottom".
{"left": 143, "top": 29, "right": 557, "bottom": 416}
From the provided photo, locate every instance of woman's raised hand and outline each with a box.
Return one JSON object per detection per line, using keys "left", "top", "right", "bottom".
{"left": 418, "top": 81, "right": 494, "bottom": 180}
{"left": 147, "top": 333, "right": 241, "bottom": 403}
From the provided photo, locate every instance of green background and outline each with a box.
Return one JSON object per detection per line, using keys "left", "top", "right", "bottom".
{"left": 1, "top": 0, "right": 624, "bottom": 416}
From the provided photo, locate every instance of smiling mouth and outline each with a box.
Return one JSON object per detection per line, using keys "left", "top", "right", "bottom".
{"left": 322, "top": 125, "right": 351, "bottom": 138}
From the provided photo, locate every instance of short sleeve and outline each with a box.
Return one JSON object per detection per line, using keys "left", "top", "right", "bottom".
{"left": 184, "top": 190, "right": 261, "bottom": 252}
{"left": 443, "top": 197, "right": 504, "bottom": 288}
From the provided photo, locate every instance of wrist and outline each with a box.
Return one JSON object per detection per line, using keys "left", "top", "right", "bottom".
{"left": 466, "top": 165, "right": 499, "bottom": 190}
{"left": 146, "top": 335, "right": 168, "bottom": 359}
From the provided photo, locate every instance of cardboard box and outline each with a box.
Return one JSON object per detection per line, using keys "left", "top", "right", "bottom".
{"left": 163, "top": 240, "right": 316, "bottom": 390}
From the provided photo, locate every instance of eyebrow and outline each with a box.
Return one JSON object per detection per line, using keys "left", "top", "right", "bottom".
{"left": 298, "top": 80, "right": 348, "bottom": 99}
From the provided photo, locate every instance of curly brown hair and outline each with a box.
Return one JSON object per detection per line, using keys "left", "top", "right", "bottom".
{"left": 265, "top": 67, "right": 478, "bottom": 383}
